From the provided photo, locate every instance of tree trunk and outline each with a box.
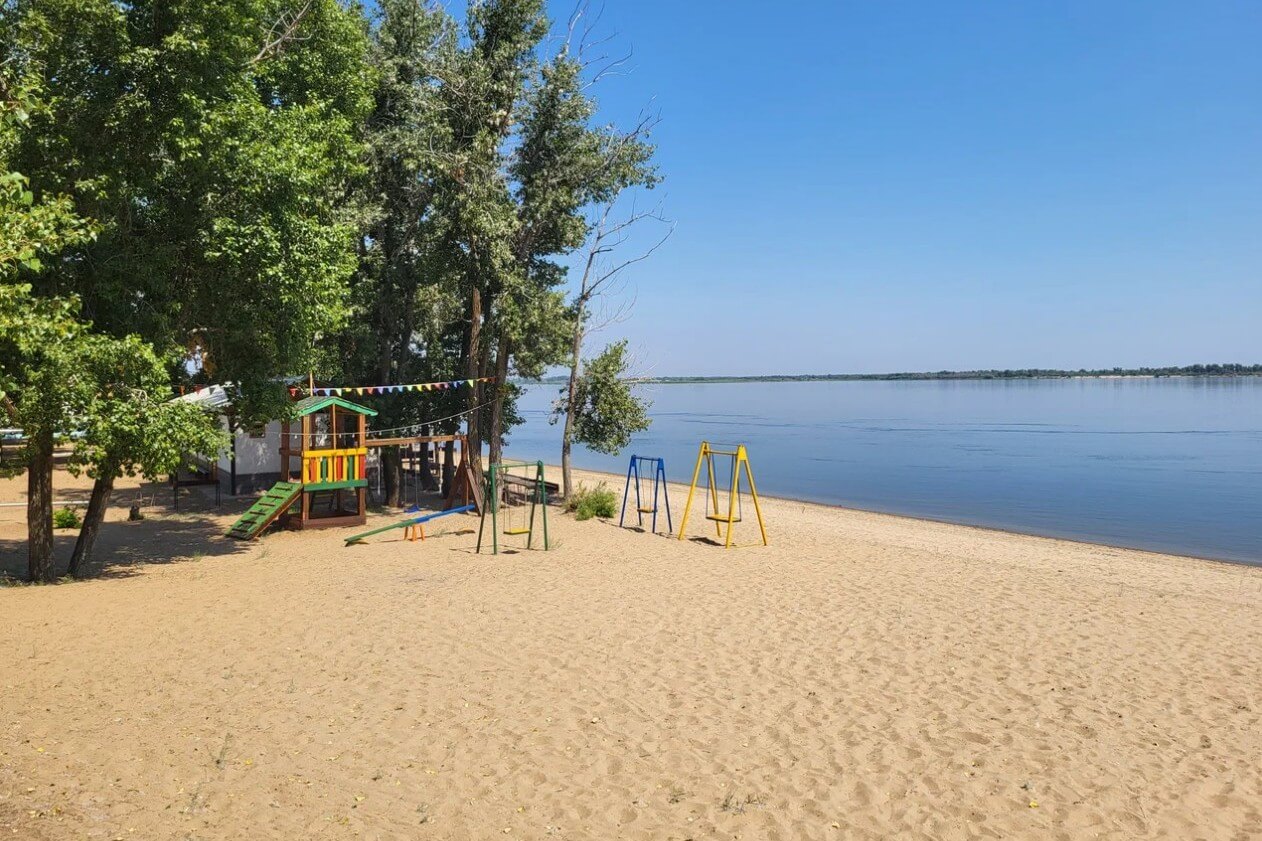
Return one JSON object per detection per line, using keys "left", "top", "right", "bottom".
{"left": 418, "top": 429, "right": 439, "bottom": 491}
{"left": 487, "top": 333, "right": 511, "bottom": 467}
{"left": 381, "top": 447, "right": 401, "bottom": 508}
{"left": 27, "top": 427, "right": 56, "bottom": 583}
{"left": 442, "top": 439, "right": 455, "bottom": 497}
{"left": 68, "top": 473, "right": 115, "bottom": 578}
{"left": 560, "top": 303, "right": 586, "bottom": 500}
{"left": 464, "top": 285, "right": 484, "bottom": 487}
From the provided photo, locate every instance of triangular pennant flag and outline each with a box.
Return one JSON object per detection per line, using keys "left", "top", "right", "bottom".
{"left": 467, "top": 379, "right": 474, "bottom": 387}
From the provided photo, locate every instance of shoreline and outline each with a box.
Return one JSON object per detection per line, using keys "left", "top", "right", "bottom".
{"left": 523, "top": 461, "right": 1262, "bottom": 570}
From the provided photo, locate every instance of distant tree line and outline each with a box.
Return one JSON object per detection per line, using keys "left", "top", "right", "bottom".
{"left": 531, "top": 363, "right": 1262, "bottom": 385}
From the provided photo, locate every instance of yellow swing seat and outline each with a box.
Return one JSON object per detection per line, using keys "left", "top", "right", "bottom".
{"left": 502, "top": 526, "right": 531, "bottom": 535}
{"left": 705, "top": 513, "right": 742, "bottom": 523}
{"left": 636, "top": 506, "right": 655, "bottom": 513}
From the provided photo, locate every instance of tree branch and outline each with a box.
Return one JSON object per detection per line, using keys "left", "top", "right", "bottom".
{"left": 248, "top": 1, "right": 314, "bottom": 66}
{"left": 577, "top": 201, "right": 673, "bottom": 307}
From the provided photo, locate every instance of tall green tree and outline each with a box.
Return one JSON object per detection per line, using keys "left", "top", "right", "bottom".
{"left": 428, "top": 1, "right": 660, "bottom": 473}
{"left": 3, "top": 1, "right": 370, "bottom": 576}
{"left": 333, "top": 0, "right": 461, "bottom": 504}
{"left": 4, "top": 0, "right": 373, "bottom": 419}
{"left": 0, "top": 284, "right": 222, "bottom": 581}
{"left": 2, "top": 66, "right": 95, "bottom": 581}
{"left": 0, "top": 285, "right": 82, "bottom": 582}
{"left": 64, "top": 335, "right": 225, "bottom": 577}
{"left": 435, "top": 0, "right": 548, "bottom": 481}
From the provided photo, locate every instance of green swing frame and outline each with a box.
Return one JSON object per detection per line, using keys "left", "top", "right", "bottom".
{"left": 477, "top": 460, "right": 551, "bottom": 554}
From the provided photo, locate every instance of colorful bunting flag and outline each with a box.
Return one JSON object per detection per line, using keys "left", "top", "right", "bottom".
{"left": 296, "top": 376, "right": 495, "bottom": 398}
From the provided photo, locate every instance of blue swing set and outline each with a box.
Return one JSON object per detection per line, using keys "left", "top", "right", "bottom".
{"left": 619, "top": 455, "right": 673, "bottom": 534}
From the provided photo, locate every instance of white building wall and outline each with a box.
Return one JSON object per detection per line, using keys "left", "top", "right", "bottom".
{"left": 214, "top": 418, "right": 283, "bottom": 494}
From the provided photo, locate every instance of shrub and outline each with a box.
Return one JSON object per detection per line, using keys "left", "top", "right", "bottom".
{"left": 53, "top": 507, "right": 81, "bottom": 529}
{"left": 566, "top": 483, "right": 618, "bottom": 521}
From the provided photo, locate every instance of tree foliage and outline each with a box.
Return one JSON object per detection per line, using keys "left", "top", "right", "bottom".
{"left": 561, "top": 340, "right": 650, "bottom": 456}
{"left": 4, "top": 0, "right": 372, "bottom": 419}
{"left": 332, "top": 0, "right": 659, "bottom": 484}
{"left": 0, "top": 285, "right": 224, "bottom": 580}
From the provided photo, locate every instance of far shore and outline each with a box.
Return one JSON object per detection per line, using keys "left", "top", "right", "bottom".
{"left": 527, "top": 367, "right": 1262, "bottom": 386}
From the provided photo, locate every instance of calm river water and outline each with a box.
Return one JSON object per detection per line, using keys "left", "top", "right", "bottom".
{"left": 505, "top": 378, "right": 1262, "bottom": 565}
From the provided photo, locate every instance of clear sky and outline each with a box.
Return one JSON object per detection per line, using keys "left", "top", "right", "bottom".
{"left": 557, "top": 0, "right": 1262, "bottom": 375}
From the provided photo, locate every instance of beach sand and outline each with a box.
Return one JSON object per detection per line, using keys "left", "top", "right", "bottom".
{"left": 1, "top": 466, "right": 1259, "bottom": 840}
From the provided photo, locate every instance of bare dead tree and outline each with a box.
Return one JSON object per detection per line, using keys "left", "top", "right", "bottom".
{"left": 249, "top": 1, "right": 314, "bottom": 66}
{"left": 558, "top": 199, "right": 673, "bottom": 498}
{"left": 562, "top": 1, "right": 633, "bottom": 89}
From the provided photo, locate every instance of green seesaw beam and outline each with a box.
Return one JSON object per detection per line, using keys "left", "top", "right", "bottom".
{"left": 343, "top": 504, "right": 476, "bottom": 546}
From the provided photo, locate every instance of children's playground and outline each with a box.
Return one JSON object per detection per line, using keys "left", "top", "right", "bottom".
{"left": 210, "top": 388, "right": 771, "bottom": 553}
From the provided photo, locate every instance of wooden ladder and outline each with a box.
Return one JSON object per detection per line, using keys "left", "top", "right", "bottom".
{"left": 225, "top": 481, "right": 303, "bottom": 540}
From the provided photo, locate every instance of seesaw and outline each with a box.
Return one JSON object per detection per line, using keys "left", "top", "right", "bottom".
{"left": 343, "top": 504, "right": 476, "bottom": 545}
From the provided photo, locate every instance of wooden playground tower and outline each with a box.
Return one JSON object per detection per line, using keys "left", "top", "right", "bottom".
{"left": 228, "top": 393, "right": 481, "bottom": 540}
{"left": 279, "top": 394, "right": 376, "bottom": 530}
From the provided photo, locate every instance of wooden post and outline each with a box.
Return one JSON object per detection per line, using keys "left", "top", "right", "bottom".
{"left": 280, "top": 420, "right": 288, "bottom": 481}
{"left": 300, "top": 414, "right": 311, "bottom": 526}
{"left": 358, "top": 412, "right": 367, "bottom": 522}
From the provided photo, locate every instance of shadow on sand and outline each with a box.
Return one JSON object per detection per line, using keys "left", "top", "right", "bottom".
{"left": 0, "top": 482, "right": 252, "bottom": 584}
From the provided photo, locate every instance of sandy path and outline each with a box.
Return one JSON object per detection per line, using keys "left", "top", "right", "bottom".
{"left": 1, "top": 467, "right": 1259, "bottom": 840}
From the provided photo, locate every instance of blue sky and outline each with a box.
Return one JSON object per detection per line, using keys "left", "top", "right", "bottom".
{"left": 551, "top": 0, "right": 1262, "bottom": 375}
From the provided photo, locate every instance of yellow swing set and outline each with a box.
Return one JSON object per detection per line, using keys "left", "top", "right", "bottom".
{"left": 677, "top": 441, "right": 767, "bottom": 548}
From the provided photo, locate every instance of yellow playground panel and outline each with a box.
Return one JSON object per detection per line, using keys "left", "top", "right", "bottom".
{"left": 677, "top": 441, "right": 768, "bottom": 548}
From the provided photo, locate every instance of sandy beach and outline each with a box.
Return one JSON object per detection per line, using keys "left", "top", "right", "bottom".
{"left": 1, "top": 466, "right": 1259, "bottom": 840}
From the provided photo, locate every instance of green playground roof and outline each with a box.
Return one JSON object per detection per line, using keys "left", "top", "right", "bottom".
{"left": 291, "top": 394, "right": 378, "bottom": 417}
